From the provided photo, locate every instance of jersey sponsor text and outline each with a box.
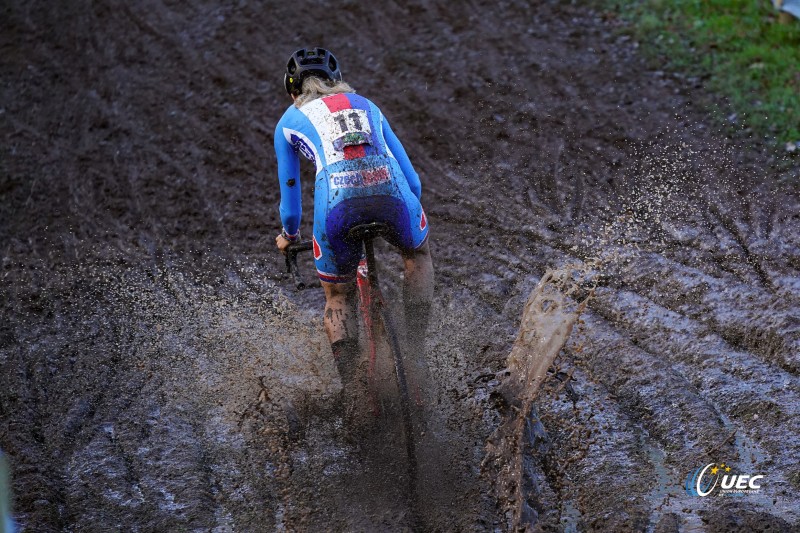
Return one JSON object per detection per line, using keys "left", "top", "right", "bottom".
{"left": 329, "top": 166, "right": 390, "bottom": 189}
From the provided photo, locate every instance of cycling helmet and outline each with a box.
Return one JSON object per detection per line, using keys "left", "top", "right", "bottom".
{"left": 284, "top": 47, "right": 342, "bottom": 95}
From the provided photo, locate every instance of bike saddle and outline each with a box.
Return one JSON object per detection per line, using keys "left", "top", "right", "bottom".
{"left": 346, "top": 222, "right": 390, "bottom": 243}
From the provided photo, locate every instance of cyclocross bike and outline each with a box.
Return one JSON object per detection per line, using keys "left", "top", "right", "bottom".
{"left": 284, "top": 222, "right": 420, "bottom": 509}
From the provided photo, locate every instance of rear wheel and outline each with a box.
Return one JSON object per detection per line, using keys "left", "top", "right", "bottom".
{"left": 356, "top": 250, "right": 420, "bottom": 515}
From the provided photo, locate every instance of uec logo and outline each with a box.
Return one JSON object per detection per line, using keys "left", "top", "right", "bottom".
{"left": 685, "top": 463, "right": 764, "bottom": 497}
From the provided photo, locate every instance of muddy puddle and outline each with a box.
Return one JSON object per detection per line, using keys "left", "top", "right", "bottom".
{"left": 2, "top": 0, "right": 800, "bottom": 531}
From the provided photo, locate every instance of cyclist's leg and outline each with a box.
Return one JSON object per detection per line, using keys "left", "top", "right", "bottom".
{"left": 315, "top": 239, "right": 370, "bottom": 426}
{"left": 383, "top": 195, "right": 433, "bottom": 411}
{"left": 366, "top": 189, "right": 432, "bottom": 355}
{"left": 401, "top": 239, "right": 434, "bottom": 352}
{"left": 321, "top": 280, "right": 360, "bottom": 381}
{"left": 394, "top": 194, "right": 433, "bottom": 356}
{"left": 320, "top": 280, "right": 358, "bottom": 345}
{"left": 322, "top": 279, "right": 369, "bottom": 429}
{"left": 313, "top": 203, "right": 364, "bottom": 392}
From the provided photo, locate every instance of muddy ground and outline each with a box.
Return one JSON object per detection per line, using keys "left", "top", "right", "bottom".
{"left": 2, "top": 0, "right": 799, "bottom": 531}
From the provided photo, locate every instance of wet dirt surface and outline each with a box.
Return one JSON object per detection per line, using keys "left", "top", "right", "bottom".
{"left": 2, "top": 0, "right": 799, "bottom": 531}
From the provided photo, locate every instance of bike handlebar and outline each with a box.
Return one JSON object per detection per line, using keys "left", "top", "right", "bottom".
{"left": 285, "top": 241, "right": 313, "bottom": 290}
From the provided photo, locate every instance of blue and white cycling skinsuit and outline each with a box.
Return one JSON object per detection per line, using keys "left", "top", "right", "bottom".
{"left": 274, "top": 92, "right": 429, "bottom": 283}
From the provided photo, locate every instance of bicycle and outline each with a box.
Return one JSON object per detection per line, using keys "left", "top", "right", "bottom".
{"left": 284, "top": 223, "right": 421, "bottom": 512}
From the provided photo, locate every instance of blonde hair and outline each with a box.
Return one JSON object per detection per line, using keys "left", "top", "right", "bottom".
{"left": 294, "top": 77, "right": 355, "bottom": 108}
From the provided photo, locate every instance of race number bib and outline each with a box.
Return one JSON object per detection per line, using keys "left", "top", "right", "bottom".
{"left": 329, "top": 109, "right": 372, "bottom": 151}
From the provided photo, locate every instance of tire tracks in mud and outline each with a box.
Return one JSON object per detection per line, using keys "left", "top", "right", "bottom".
{"left": 428, "top": 143, "right": 798, "bottom": 527}
{"left": 589, "top": 289, "right": 800, "bottom": 465}
{"left": 436, "top": 227, "right": 798, "bottom": 529}
{"left": 434, "top": 192, "right": 799, "bottom": 527}
{"left": 2, "top": 0, "right": 799, "bottom": 531}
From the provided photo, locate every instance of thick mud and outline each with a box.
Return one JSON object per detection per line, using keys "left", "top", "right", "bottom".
{"left": 2, "top": 0, "right": 799, "bottom": 531}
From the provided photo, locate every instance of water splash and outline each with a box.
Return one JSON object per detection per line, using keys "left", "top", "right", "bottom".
{"left": 483, "top": 264, "right": 594, "bottom": 530}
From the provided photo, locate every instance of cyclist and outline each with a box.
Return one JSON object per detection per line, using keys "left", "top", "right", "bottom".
{"left": 273, "top": 47, "right": 433, "bottom": 415}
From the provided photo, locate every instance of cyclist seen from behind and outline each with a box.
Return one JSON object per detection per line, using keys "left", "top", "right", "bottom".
{"left": 273, "top": 47, "right": 434, "bottom": 416}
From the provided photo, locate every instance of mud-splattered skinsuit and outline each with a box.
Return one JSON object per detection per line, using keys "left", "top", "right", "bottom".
{"left": 274, "top": 93, "right": 428, "bottom": 282}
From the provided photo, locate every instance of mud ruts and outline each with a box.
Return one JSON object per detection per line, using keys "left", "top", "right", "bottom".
{"left": 1, "top": 0, "right": 798, "bottom": 530}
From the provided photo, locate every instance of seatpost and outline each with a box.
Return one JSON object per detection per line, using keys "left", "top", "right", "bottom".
{"left": 363, "top": 238, "right": 380, "bottom": 288}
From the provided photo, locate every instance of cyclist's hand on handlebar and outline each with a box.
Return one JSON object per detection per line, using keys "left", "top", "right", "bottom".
{"left": 276, "top": 233, "right": 292, "bottom": 254}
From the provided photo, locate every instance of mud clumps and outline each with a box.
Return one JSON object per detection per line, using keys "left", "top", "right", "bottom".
{"left": 3, "top": 0, "right": 800, "bottom": 530}
{"left": 484, "top": 264, "right": 593, "bottom": 530}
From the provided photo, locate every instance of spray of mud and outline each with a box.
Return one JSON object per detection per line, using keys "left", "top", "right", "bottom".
{"left": 4, "top": 0, "right": 800, "bottom": 529}
{"left": 483, "top": 262, "right": 595, "bottom": 530}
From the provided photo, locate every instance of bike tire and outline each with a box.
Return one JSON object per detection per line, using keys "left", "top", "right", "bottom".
{"left": 358, "top": 244, "right": 421, "bottom": 524}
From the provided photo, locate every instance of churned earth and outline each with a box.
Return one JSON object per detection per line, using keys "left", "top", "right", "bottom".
{"left": 1, "top": 0, "right": 799, "bottom": 531}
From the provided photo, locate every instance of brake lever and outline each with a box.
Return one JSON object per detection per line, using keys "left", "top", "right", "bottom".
{"left": 285, "top": 241, "right": 313, "bottom": 290}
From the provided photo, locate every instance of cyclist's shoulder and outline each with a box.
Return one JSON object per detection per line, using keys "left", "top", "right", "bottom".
{"left": 275, "top": 104, "right": 314, "bottom": 138}
{"left": 356, "top": 94, "right": 385, "bottom": 113}
{"left": 331, "top": 92, "right": 384, "bottom": 113}
{"left": 344, "top": 92, "right": 372, "bottom": 104}
{"left": 277, "top": 104, "right": 305, "bottom": 124}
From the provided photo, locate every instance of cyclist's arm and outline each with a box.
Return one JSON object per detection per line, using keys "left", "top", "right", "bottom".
{"left": 274, "top": 126, "right": 302, "bottom": 239}
{"left": 381, "top": 114, "right": 422, "bottom": 201}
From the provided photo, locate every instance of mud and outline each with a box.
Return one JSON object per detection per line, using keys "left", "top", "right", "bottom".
{"left": 484, "top": 264, "right": 591, "bottom": 530}
{"left": 1, "top": 0, "right": 799, "bottom": 531}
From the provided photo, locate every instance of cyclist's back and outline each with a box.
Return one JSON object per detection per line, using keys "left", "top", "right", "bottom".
{"left": 276, "top": 91, "right": 428, "bottom": 282}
